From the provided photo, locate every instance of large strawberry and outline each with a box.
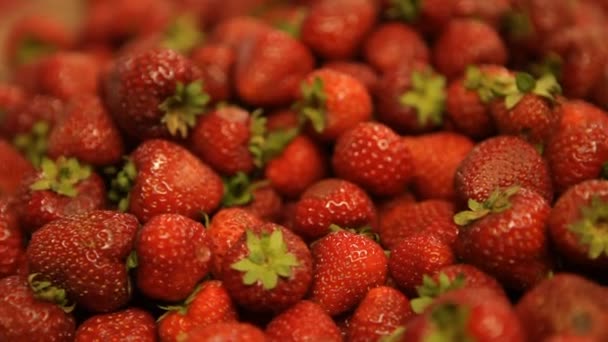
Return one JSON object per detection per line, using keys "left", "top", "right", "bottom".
{"left": 74, "top": 308, "right": 156, "bottom": 342}
{"left": 26, "top": 210, "right": 139, "bottom": 313}
{"left": 0, "top": 199, "right": 25, "bottom": 279}
{"left": 265, "top": 300, "right": 342, "bottom": 342}
{"left": 0, "top": 139, "right": 35, "bottom": 197}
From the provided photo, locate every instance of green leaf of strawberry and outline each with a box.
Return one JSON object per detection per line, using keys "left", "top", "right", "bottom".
{"left": 30, "top": 156, "right": 92, "bottom": 197}
{"left": 28, "top": 273, "right": 74, "bottom": 313}
{"left": 426, "top": 303, "right": 474, "bottom": 342}
{"left": 159, "top": 80, "right": 210, "bottom": 138}
{"left": 161, "top": 14, "right": 204, "bottom": 54}
{"left": 454, "top": 185, "right": 521, "bottom": 226}
{"left": 107, "top": 158, "right": 137, "bottom": 212}
{"left": 298, "top": 76, "right": 327, "bottom": 133}
{"left": 222, "top": 172, "right": 254, "bottom": 206}
{"left": 400, "top": 68, "right": 446, "bottom": 127}
{"left": 568, "top": 196, "right": 608, "bottom": 259}
{"left": 411, "top": 273, "right": 466, "bottom": 314}
{"left": 13, "top": 120, "right": 50, "bottom": 168}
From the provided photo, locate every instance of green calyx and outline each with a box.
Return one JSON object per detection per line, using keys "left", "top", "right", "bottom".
{"left": 231, "top": 229, "right": 300, "bottom": 290}
{"left": 424, "top": 303, "right": 474, "bottom": 342}
{"left": 411, "top": 273, "right": 466, "bottom": 314}
{"left": 297, "top": 76, "right": 327, "bottom": 133}
{"left": 379, "top": 326, "right": 407, "bottom": 342}
{"left": 568, "top": 196, "right": 608, "bottom": 259}
{"left": 30, "top": 157, "right": 91, "bottom": 197}
{"left": 529, "top": 53, "right": 563, "bottom": 81}
{"left": 159, "top": 80, "right": 210, "bottom": 138}
{"left": 248, "top": 109, "right": 299, "bottom": 168}
{"left": 161, "top": 14, "right": 204, "bottom": 54}
{"left": 107, "top": 158, "right": 137, "bottom": 212}
{"left": 464, "top": 66, "right": 515, "bottom": 103}
{"left": 453, "top": 185, "right": 521, "bottom": 226}
{"left": 504, "top": 72, "right": 562, "bottom": 109}
{"left": 501, "top": 10, "right": 534, "bottom": 41}
{"left": 400, "top": 68, "right": 446, "bottom": 127}
{"left": 15, "top": 36, "right": 57, "bottom": 65}
{"left": 28, "top": 273, "right": 74, "bottom": 313}
{"left": 222, "top": 172, "right": 254, "bottom": 207}
{"left": 385, "top": 0, "right": 422, "bottom": 22}
{"left": 13, "top": 121, "right": 49, "bottom": 169}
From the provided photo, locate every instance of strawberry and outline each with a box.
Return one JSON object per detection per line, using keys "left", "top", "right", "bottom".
{"left": 238, "top": 181, "right": 283, "bottom": 223}
{"left": 265, "top": 300, "right": 342, "bottom": 342}
{"left": 259, "top": 3, "right": 308, "bottom": 38}
{"left": 301, "top": 0, "right": 378, "bottom": 60}
{"left": 108, "top": 139, "right": 223, "bottom": 223}
{"left": 310, "top": 229, "right": 388, "bottom": 316}
{"left": 190, "top": 43, "right": 236, "bottom": 103}
{"left": 545, "top": 100, "right": 608, "bottom": 194}
{"left": 389, "top": 233, "right": 455, "bottom": 296}
{"left": 17, "top": 157, "right": 106, "bottom": 233}
{"left": 548, "top": 180, "right": 608, "bottom": 272}
{"left": 0, "top": 199, "right": 24, "bottom": 279}
{"left": 454, "top": 185, "right": 552, "bottom": 291}
{"left": 265, "top": 108, "right": 300, "bottom": 131}
{"left": 433, "top": 19, "right": 507, "bottom": 80}
{"left": 0, "top": 139, "right": 35, "bottom": 197}
{"left": 104, "top": 48, "right": 209, "bottom": 140}
{"left": 2, "top": 94, "right": 62, "bottom": 140}
{"left": 235, "top": 28, "right": 314, "bottom": 107}
{"left": 451, "top": 0, "right": 512, "bottom": 28}
{"left": 404, "top": 132, "right": 474, "bottom": 201}
{"left": 332, "top": 122, "right": 414, "bottom": 197}
{"left": 47, "top": 95, "right": 124, "bottom": 166}
{"left": 515, "top": 273, "right": 608, "bottom": 341}
{"left": 0, "top": 83, "right": 25, "bottom": 121}
{"left": 220, "top": 223, "right": 313, "bottom": 312}
{"left": 292, "top": 178, "right": 377, "bottom": 240}
{"left": 184, "top": 322, "right": 267, "bottom": 342}
{"left": 382, "top": 0, "right": 453, "bottom": 35}
{"left": 35, "top": 52, "right": 101, "bottom": 101}
{"left": 208, "top": 16, "right": 272, "bottom": 51}
{"left": 26, "top": 210, "right": 139, "bottom": 312}
{"left": 158, "top": 280, "right": 238, "bottom": 342}
{"left": 323, "top": 61, "right": 379, "bottom": 93}
{"left": 135, "top": 214, "right": 211, "bottom": 302}
{"left": 297, "top": 68, "right": 373, "bottom": 141}
{"left": 0, "top": 275, "right": 75, "bottom": 341}
{"left": 74, "top": 308, "right": 156, "bottom": 342}
{"left": 454, "top": 135, "right": 553, "bottom": 205}
{"left": 363, "top": 22, "right": 429, "bottom": 74}
{"left": 347, "top": 286, "right": 414, "bottom": 342}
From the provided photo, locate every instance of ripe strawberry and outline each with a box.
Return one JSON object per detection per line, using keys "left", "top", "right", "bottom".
{"left": 301, "top": 0, "right": 378, "bottom": 60}
{"left": 0, "top": 83, "right": 25, "bottom": 120}
{"left": 17, "top": 157, "right": 106, "bottom": 233}
{"left": 26, "top": 210, "right": 139, "bottom": 312}
{"left": 47, "top": 95, "right": 124, "bottom": 166}
{"left": 190, "top": 43, "right": 236, "bottom": 103}
{"left": 265, "top": 108, "right": 300, "bottom": 131}
{"left": 209, "top": 16, "right": 272, "bottom": 51}
{"left": 74, "top": 308, "right": 156, "bottom": 342}
{"left": 545, "top": 100, "right": 608, "bottom": 194}
{"left": 332, "top": 122, "right": 414, "bottom": 197}
{"left": 265, "top": 300, "right": 342, "bottom": 342}
{"left": 451, "top": 0, "right": 512, "bottom": 28}
{"left": 454, "top": 186, "right": 552, "bottom": 291}
{"left": 454, "top": 135, "right": 553, "bottom": 205}
{"left": 235, "top": 28, "right": 314, "bottom": 107}
{"left": 389, "top": 233, "right": 455, "bottom": 296}
{"left": 104, "top": 48, "right": 209, "bottom": 140}
{"left": 239, "top": 181, "right": 283, "bottom": 223}
{"left": 516, "top": 273, "right": 608, "bottom": 341}
{"left": 292, "top": 178, "right": 377, "bottom": 240}
{"left": 258, "top": 3, "right": 308, "bottom": 38}
{"left": 135, "top": 214, "right": 211, "bottom": 302}
{"left": 158, "top": 280, "right": 238, "bottom": 342}
{"left": 0, "top": 275, "right": 75, "bottom": 341}
{"left": 403, "top": 132, "right": 474, "bottom": 201}
{"left": 382, "top": 0, "right": 453, "bottom": 35}
{"left": 433, "top": 19, "right": 507, "bottom": 79}
{"left": 109, "top": 139, "right": 223, "bottom": 223}
{"left": 347, "top": 286, "right": 414, "bottom": 342}
{"left": 2, "top": 94, "right": 62, "bottom": 139}
{"left": 548, "top": 180, "right": 608, "bottom": 272}
{"left": 310, "top": 229, "right": 388, "bottom": 316}
{"left": 220, "top": 223, "right": 313, "bottom": 312}
{"left": 323, "top": 61, "right": 379, "bottom": 93}
{"left": 185, "top": 322, "right": 267, "bottom": 342}
{"left": 0, "top": 199, "right": 24, "bottom": 279}
{"left": 363, "top": 22, "right": 429, "bottom": 74}
{"left": 0, "top": 139, "right": 35, "bottom": 197}
{"left": 35, "top": 52, "right": 101, "bottom": 101}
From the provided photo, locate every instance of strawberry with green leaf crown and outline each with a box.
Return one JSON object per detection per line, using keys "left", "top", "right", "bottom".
{"left": 0, "top": 198, "right": 25, "bottom": 279}
{"left": 220, "top": 223, "right": 313, "bottom": 313}
{"left": 16, "top": 157, "right": 106, "bottom": 234}
{"left": 265, "top": 300, "right": 342, "bottom": 342}
{"left": 104, "top": 48, "right": 210, "bottom": 141}
{"left": 74, "top": 308, "right": 156, "bottom": 342}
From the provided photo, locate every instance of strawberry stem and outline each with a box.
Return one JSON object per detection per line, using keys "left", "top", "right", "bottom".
{"left": 454, "top": 185, "right": 521, "bottom": 226}
{"left": 297, "top": 76, "right": 327, "bottom": 133}
{"left": 568, "top": 196, "right": 608, "bottom": 259}
{"left": 399, "top": 68, "right": 446, "bottom": 127}
{"left": 29, "top": 156, "right": 91, "bottom": 197}
{"left": 28, "top": 273, "right": 75, "bottom": 313}
{"left": 13, "top": 121, "right": 49, "bottom": 168}
{"left": 159, "top": 80, "right": 210, "bottom": 138}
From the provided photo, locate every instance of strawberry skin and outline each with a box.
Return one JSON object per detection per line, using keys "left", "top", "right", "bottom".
{"left": 265, "top": 300, "right": 342, "bottom": 342}
{"left": 190, "top": 43, "right": 236, "bottom": 103}
{"left": 0, "top": 83, "right": 25, "bottom": 120}
{"left": 35, "top": 52, "right": 101, "bottom": 101}
{"left": 74, "top": 308, "right": 156, "bottom": 342}
{"left": 185, "top": 322, "right": 267, "bottom": 342}
{"left": 1, "top": 94, "right": 63, "bottom": 139}
{"left": 323, "top": 61, "right": 379, "bottom": 93}
{"left": 0, "top": 199, "right": 24, "bottom": 279}
{"left": 0, "top": 139, "right": 35, "bottom": 197}
{"left": 431, "top": 264, "right": 507, "bottom": 299}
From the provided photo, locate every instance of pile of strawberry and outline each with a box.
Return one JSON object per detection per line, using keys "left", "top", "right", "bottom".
{"left": 2, "top": 0, "right": 608, "bottom": 341}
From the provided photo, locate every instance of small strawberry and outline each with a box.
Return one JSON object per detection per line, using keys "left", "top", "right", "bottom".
{"left": 191, "top": 43, "right": 236, "bottom": 103}
{"left": 26, "top": 210, "right": 139, "bottom": 313}
{"left": 310, "top": 229, "right": 388, "bottom": 316}
{"left": 323, "top": 61, "right": 379, "bottom": 93}
{"left": 292, "top": 178, "right": 377, "bottom": 240}
{"left": 332, "top": 122, "right": 414, "bottom": 197}
{"left": 158, "top": 280, "right": 238, "bottom": 342}
{"left": 135, "top": 214, "right": 211, "bottom": 302}
{"left": 0, "top": 199, "right": 24, "bottom": 279}
{"left": 184, "top": 322, "right": 267, "bottom": 342}
{"left": 0, "top": 139, "right": 35, "bottom": 197}
{"left": 347, "top": 286, "right": 414, "bottom": 342}
{"left": 221, "top": 223, "right": 313, "bottom": 312}
{"left": 74, "top": 308, "right": 156, "bottom": 342}
{"left": 35, "top": 52, "right": 101, "bottom": 101}
{"left": 265, "top": 300, "right": 342, "bottom": 342}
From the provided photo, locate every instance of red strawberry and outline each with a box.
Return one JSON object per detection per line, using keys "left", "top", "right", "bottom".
{"left": 104, "top": 48, "right": 209, "bottom": 140}
{"left": 190, "top": 43, "right": 236, "bottom": 103}
{"left": 332, "top": 122, "right": 414, "bottom": 197}
{"left": 323, "top": 60, "right": 379, "bottom": 93}
{"left": 74, "top": 308, "right": 156, "bottom": 342}
{"left": 209, "top": 16, "right": 272, "bottom": 51}
{"left": 0, "top": 199, "right": 24, "bottom": 279}
{"left": 17, "top": 157, "right": 106, "bottom": 233}
{"left": 265, "top": 300, "right": 342, "bottom": 342}
{"left": 185, "top": 322, "right": 266, "bottom": 342}
{"left": 454, "top": 186, "right": 552, "bottom": 291}
{"left": 158, "top": 280, "right": 238, "bottom": 342}
{"left": 454, "top": 135, "right": 553, "bottom": 205}
{"left": 0, "top": 275, "right": 75, "bottom": 341}
{"left": 545, "top": 100, "right": 608, "bottom": 194}
{"left": 301, "top": 0, "right": 378, "bottom": 60}
{"left": 347, "top": 286, "right": 414, "bottom": 342}
{"left": 26, "top": 210, "right": 139, "bottom": 312}
{"left": 265, "top": 108, "right": 300, "bottom": 131}
{"left": 451, "top": 0, "right": 512, "bottom": 28}
{"left": 258, "top": 3, "right": 308, "bottom": 38}
{"left": 297, "top": 68, "right": 373, "bottom": 141}
{"left": 310, "top": 229, "right": 388, "bottom": 316}
{"left": 0, "top": 83, "right": 26, "bottom": 121}
{"left": 381, "top": 0, "right": 453, "bottom": 35}
{"left": 433, "top": 19, "right": 507, "bottom": 79}
{"left": 220, "top": 223, "right": 313, "bottom": 312}
{"left": 0, "top": 139, "right": 35, "bottom": 197}
{"left": 515, "top": 273, "right": 608, "bottom": 341}
{"left": 135, "top": 214, "right": 211, "bottom": 302}
{"left": 47, "top": 95, "right": 124, "bottom": 166}
{"left": 292, "top": 178, "right": 377, "bottom": 240}
{"left": 109, "top": 139, "right": 223, "bottom": 223}
{"left": 239, "top": 181, "right": 283, "bottom": 223}
{"left": 35, "top": 52, "right": 101, "bottom": 101}
{"left": 1, "top": 94, "right": 62, "bottom": 139}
